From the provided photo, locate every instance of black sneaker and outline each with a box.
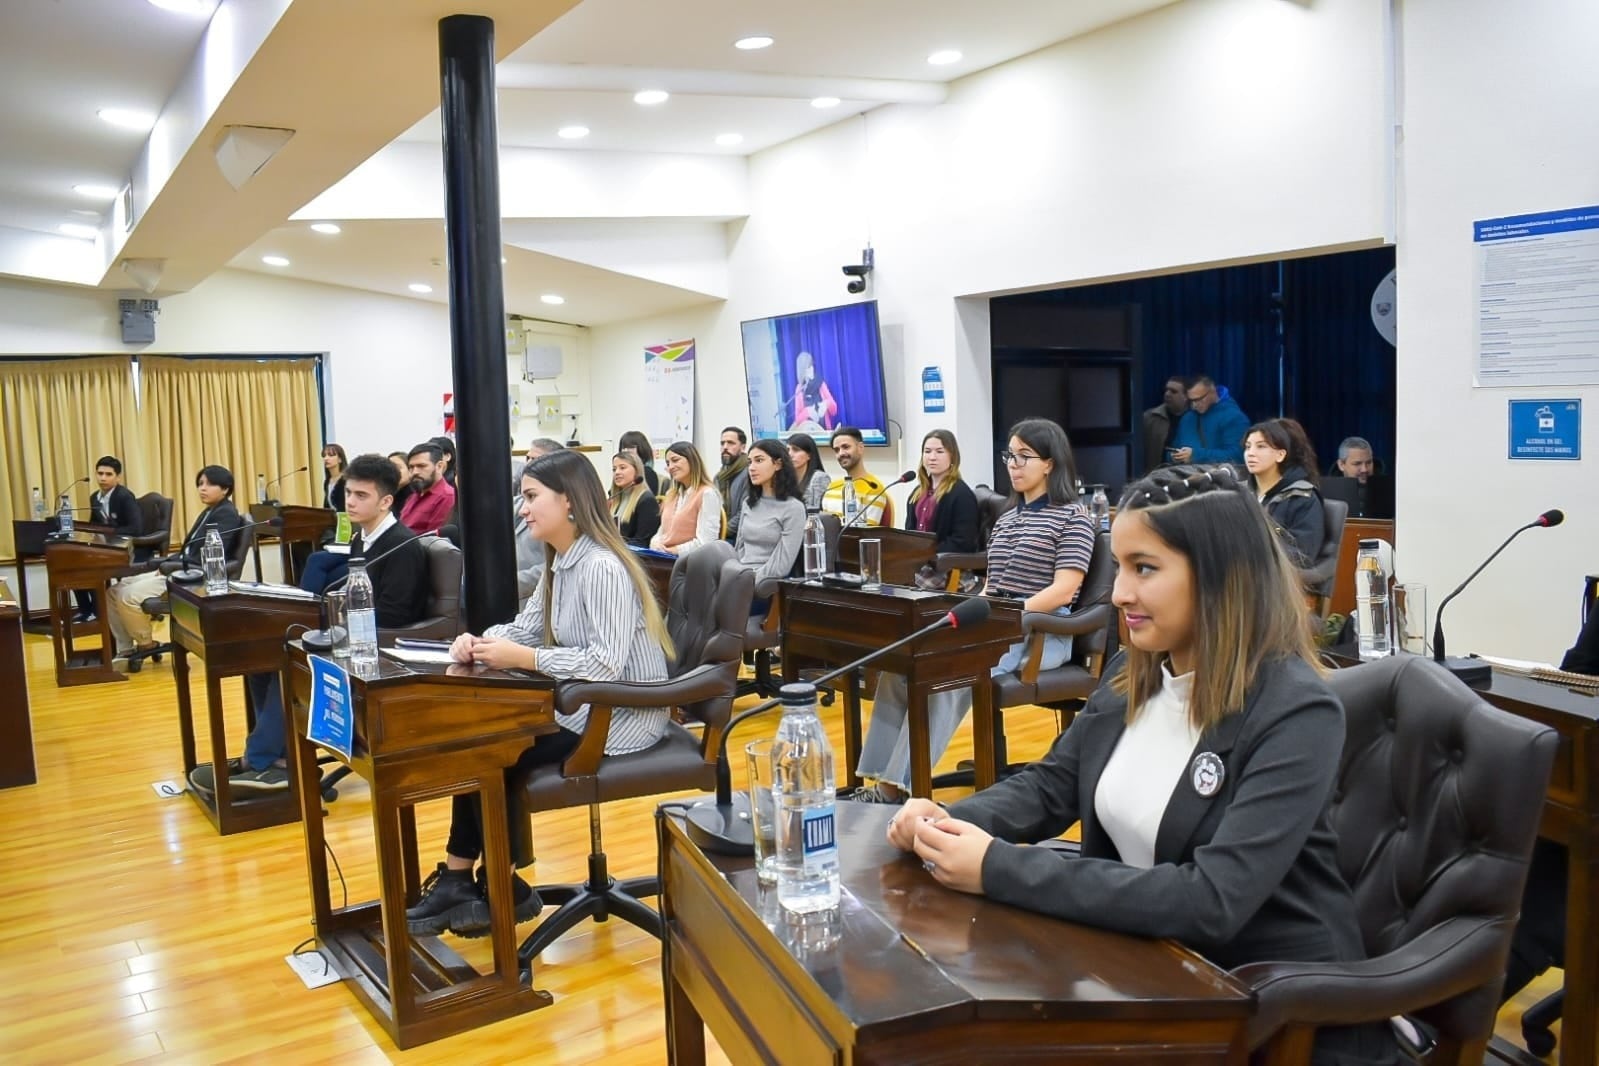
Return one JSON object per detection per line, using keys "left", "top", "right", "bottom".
{"left": 187, "top": 759, "right": 245, "bottom": 794}
{"left": 406, "top": 864, "right": 480, "bottom": 937}
{"left": 447, "top": 868, "right": 544, "bottom": 938}
{"left": 230, "top": 765, "right": 289, "bottom": 792}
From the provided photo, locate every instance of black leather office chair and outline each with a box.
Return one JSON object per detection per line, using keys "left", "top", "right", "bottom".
{"left": 126, "top": 521, "right": 256, "bottom": 673}
{"left": 739, "top": 510, "right": 840, "bottom": 700}
{"left": 1298, "top": 498, "right": 1348, "bottom": 619}
{"left": 513, "top": 541, "right": 753, "bottom": 968}
{"left": 1235, "top": 656, "right": 1557, "bottom": 1065}
{"left": 128, "top": 493, "right": 174, "bottom": 564}
{"left": 930, "top": 483, "right": 1007, "bottom": 592}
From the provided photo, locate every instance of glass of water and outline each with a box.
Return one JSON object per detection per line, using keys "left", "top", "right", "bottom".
{"left": 745, "top": 738, "right": 778, "bottom": 884}
{"left": 859, "top": 538, "right": 883, "bottom": 591}
{"left": 1393, "top": 582, "right": 1427, "bottom": 655}
{"left": 324, "top": 590, "right": 350, "bottom": 659}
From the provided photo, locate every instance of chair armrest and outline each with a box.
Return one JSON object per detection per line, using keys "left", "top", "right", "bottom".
{"left": 1022, "top": 603, "right": 1115, "bottom": 639}
{"left": 158, "top": 558, "right": 190, "bottom": 576}
{"left": 555, "top": 662, "right": 739, "bottom": 720}
{"left": 933, "top": 551, "right": 986, "bottom": 575}
{"left": 754, "top": 575, "right": 785, "bottom": 599}
{"left": 1232, "top": 915, "right": 1513, "bottom": 1048}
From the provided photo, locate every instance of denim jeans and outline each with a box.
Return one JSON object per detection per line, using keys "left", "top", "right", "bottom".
{"left": 243, "top": 673, "right": 286, "bottom": 771}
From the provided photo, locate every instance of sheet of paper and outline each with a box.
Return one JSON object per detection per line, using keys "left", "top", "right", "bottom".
{"left": 229, "top": 580, "right": 318, "bottom": 600}
{"left": 381, "top": 647, "right": 457, "bottom": 665}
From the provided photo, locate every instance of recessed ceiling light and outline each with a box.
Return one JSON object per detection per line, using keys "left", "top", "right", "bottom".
{"left": 715, "top": 132, "right": 744, "bottom": 147}
{"left": 734, "top": 35, "right": 773, "bottom": 51}
{"left": 309, "top": 222, "right": 341, "bottom": 235}
{"left": 408, "top": 283, "right": 433, "bottom": 294}
{"left": 261, "top": 255, "right": 290, "bottom": 267}
{"left": 73, "top": 183, "right": 120, "bottom": 200}
{"left": 147, "top": 0, "right": 217, "bottom": 13}
{"left": 59, "top": 223, "right": 100, "bottom": 240}
{"left": 810, "top": 97, "right": 841, "bottom": 109}
{"left": 540, "top": 293, "right": 565, "bottom": 306}
{"left": 558, "top": 125, "right": 590, "bottom": 140}
{"left": 98, "top": 108, "right": 155, "bottom": 131}
{"left": 927, "top": 49, "right": 962, "bottom": 66}
{"left": 634, "top": 89, "right": 669, "bottom": 106}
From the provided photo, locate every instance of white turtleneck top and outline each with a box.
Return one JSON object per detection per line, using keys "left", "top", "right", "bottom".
{"left": 1093, "top": 665, "right": 1204, "bottom": 869}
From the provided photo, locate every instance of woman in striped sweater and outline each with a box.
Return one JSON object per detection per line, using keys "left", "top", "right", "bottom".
{"left": 406, "top": 449, "right": 675, "bottom": 939}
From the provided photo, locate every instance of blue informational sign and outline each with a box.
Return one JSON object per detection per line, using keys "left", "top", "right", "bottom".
{"left": 306, "top": 654, "right": 355, "bottom": 759}
{"left": 921, "top": 366, "right": 946, "bottom": 413}
{"left": 1508, "top": 399, "right": 1581, "bottom": 461}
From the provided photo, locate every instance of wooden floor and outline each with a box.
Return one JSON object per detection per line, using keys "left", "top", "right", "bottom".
{"left": 0, "top": 625, "right": 1564, "bottom": 1063}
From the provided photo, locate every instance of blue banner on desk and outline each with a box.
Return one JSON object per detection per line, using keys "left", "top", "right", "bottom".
{"left": 1508, "top": 398, "right": 1581, "bottom": 460}
{"left": 307, "top": 654, "right": 354, "bottom": 759}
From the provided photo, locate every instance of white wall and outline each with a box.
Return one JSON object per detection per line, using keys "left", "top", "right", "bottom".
{"left": 1395, "top": 0, "right": 1599, "bottom": 660}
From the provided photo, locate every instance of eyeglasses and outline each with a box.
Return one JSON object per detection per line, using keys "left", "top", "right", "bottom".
{"left": 1000, "top": 450, "right": 1043, "bottom": 466}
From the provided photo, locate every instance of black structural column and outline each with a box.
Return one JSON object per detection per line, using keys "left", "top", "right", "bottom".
{"left": 439, "top": 14, "right": 515, "bottom": 631}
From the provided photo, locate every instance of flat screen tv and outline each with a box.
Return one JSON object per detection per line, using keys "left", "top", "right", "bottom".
{"left": 740, "top": 300, "right": 889, "bottom": 445}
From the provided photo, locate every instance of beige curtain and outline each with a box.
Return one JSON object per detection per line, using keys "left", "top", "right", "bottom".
{"left": 138, "top": 356, "right": 323, "bottom": 538}
{"left": 0, "top": 356, "right": 140, "bottom": 559}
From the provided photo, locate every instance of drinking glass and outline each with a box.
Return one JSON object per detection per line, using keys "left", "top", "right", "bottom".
{"left": 745, "top": 738, "right": 778, "bottom": 884}
{"left": 859, "top": 538, "right": 883, "bottom": 591}
{"left": 324, "top": 589, "right": 350, "bottom": 659}
{"left": 1394, "top": 582, "right": 1427, "bottom": 655}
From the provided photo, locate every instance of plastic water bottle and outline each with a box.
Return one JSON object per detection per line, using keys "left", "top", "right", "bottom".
{"left": 1354, "top": 538, "right": 1390, "bottom": 660}
{"left": 256, "top": 473, "right": 267, "bottom": 503}
{"left": 344, "top": 558, "right": 379, "bottom": 666}
{"left": 772, "top": 682, "right": 839, "bottom": 915}
{"left": 1090, "top": 486, "right": 1110, "bottom": 531}
{"left": 57, "top": 494, "right": 74, "bottom": 535}
{"left": 31, "top": 487, "right": 45, "bottom": 521}
{"left": 803, "top": 512, "right": 828, "bottom": 580}
{"left": 841, "top": 479, "right": 858, "bottom": 524}
{"left": 201, "top": 528, "right": 228, "bottom": 594}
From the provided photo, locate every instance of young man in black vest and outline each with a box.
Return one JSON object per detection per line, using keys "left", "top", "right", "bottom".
{"left": 75, "top": 455, "right": 144, "bottom": 621}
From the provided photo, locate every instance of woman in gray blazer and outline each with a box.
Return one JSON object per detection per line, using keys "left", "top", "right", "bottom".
{"left": 888, "top": 464, "right": 1401, "bottom": 1065}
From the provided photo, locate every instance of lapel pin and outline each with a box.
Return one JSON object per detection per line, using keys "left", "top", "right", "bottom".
{"left": 1191, "top": 752, "right": 1225, "bottom": 798}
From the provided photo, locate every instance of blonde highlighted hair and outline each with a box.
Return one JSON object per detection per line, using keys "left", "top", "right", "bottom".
{"left": 609, "top": 451, "right": 649, "bottom": 523}
{"left": 909, "top": 429, "right": 963, "bottom": 505}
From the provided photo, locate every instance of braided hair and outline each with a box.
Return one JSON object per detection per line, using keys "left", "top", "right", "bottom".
{"left": 1111, "top": 464, "right": 1322, "bottom": 732}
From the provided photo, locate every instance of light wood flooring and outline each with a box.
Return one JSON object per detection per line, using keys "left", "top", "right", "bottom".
{"left": 0, "top": 625, "right": 1564, "bottom": 1063}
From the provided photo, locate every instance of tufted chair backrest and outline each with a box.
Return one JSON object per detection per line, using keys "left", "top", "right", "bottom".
{"left": 1326, "top": 655, "right": 1555, "bottom": 963}
{"left": 665, "top": 542, "right": 754, "bottom": 735}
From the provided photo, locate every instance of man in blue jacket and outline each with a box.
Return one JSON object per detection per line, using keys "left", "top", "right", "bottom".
{"left": 1169, "top": 375, "right": 1249, "bottom": 465}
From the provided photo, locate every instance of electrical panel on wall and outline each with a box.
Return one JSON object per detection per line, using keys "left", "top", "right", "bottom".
{"left": 524, "top": 344, "right": 563, "bottom": 381}
{"left": 537, "top": 394, "right": 564, "bottom": 430}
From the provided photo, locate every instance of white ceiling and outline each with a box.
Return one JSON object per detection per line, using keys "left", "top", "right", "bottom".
{"left": 0, "top": 0, "right": 1181, "bottom": 325}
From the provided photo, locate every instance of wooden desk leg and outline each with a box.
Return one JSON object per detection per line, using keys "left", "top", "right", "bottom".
{"left": 372, "top": 783, "right": 417, "bottom": 1032}
{"left": 291, "top": 729, "right": 334, "bottom": 926}
{"left": 206, "top": 674, "right": 237, "bottom": 817}
{"left": 971, "top": 677, "right": 996, "bottom": 793}
{"left": 399, "top": 805, "right": 421, "bottom": 904}
{"left": 906, "top": 682, "right": 932, "bottom": 799}
{"left": 478, "top": 774, "right": 521, "bottom": 984}
{"left": 665, "top": 966, "right": 706, "bottom": 1066}
{"left": 49, "top": 590, "right": 68, "bottom": 684}
{"left": 173, "top": 647, "right": 198, "bottom": 771}
{"left": 1563, "top": 832, "right": 1597, "bottom": 1066}
{"left": 842, "top": 668, "right": 864, "bottom": 790}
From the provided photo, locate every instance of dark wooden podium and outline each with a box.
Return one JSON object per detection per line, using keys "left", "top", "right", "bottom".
{"left": 167, "top": 580, "right": 322, "bottom": 834}
{"left": 838, "top": 526, "right": 936, "bottom": 587}
{"left": 43, "top": 529, "right": 130, "bottom": 687}
{"left": 12, "top": 518, "right": 62, "bottom": 631}
{"left": 660, "top": 803, "right": 1253, "bottom": 1064}
{"left": 780, "top": 582, "right": 1022, "bottom": 795}
{"left": 249, "top": 503, "right": 336, "bottom": 585}
{"left": 0, "top": 580, "right": 35, "bottom": 789}
{"left": 284, "top": 646, "right": 559, "bottom": 1048}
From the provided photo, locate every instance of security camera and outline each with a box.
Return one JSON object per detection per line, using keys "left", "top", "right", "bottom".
{"left": 842, "top": 246, "right": 874, "bottom": 294}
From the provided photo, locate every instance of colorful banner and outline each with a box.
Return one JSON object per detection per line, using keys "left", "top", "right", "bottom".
{"left": 644, "top": 339, "right": 696, "bottom": 444}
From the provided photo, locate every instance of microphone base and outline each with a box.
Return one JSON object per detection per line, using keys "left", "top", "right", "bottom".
{"left": 683, "top": 796, "right": 756, "bottom": 857}
{"left": 300, "top": 628, "right": 341, "bottom": 653}
{"left": 1436, "top": 655, "right": 1492, "bottom": 686}
{"left": 168, "top": 569, "right": 205, "bottom": 585}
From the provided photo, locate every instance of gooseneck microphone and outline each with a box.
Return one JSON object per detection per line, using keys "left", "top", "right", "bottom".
{"left": 299, "top": 529, "right": 431, "bottom": 652}
{"left": 684, "top": 595, "right": 992, "bottom": 855}
{"left": 53, "top": 475, "right": 91, "bottom": 501}
{"left": 166, "top": 516, "right": 284, "bottom": 584}
{"left": 262, "top": 465, "right": 309, "bottom": 503}
{"left": 1432, "top": 508, "right": 1564, "bottom": 684}
{"left": 839, "top": 469, "right": 915, "bottom": 535}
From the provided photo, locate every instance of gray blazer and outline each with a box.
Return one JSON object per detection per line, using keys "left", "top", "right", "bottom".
{"left": 950, "top": 654, "right": 1365, "bottom": 973}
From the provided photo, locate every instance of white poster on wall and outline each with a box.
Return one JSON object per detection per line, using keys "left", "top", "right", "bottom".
{"left": 1475, "top": 205, "right": 1599, "bottom": 387}
{"left": 644, "top": 339, "right": 696, "bottom": 444}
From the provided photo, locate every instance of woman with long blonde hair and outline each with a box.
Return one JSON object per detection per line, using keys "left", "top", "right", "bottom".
{"left": 609, "top": 450, "right": 661, "bottom": 547}
{"left": 904, "top": 429, "right": 979, "bottom": 553}
{"left": 649, "top": 440, "right": 722, "bottom": 555}
{"left": 408, "top": 449, "right": 676, "bottom": 939}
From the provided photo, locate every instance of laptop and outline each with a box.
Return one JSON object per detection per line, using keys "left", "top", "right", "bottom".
{"left": 1320, "top": 475, "right": 1393, "bottom": 519}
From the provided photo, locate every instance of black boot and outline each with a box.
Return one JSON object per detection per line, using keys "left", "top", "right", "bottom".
{"left": 405, "top": 864, "right": 480, "bottom": 937}
{"left": 448, "top": 867, "right": 544, "bottom": 938}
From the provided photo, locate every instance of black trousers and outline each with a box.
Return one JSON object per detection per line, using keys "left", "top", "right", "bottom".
{"left": 1503, "top": 838, "right": 1568, "bottom": 1002}
{"left": 446, "top": 727, "right": 582, "bottom": 868}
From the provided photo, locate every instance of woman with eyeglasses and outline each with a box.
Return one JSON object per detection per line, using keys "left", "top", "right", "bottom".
{"left": 847, "top": 418, "right": 1096, "bottom": 804}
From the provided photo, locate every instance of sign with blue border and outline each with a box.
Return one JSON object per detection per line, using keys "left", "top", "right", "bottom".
{"left": 921, "top": 366, "right": 946, "bottom": 413}
{"left": 306, "top": 654, "right": 355, "bottom": 759}
{"left": 1508, "top": 399, "right": 1581, "bottom": 461}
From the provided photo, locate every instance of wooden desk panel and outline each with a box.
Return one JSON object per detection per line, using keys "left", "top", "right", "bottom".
{"left": 0, "top": 585, "right": 36, "bottom": 789}
{"left": 837, "top": 527, "right": 936, "bottom": 588}
{"left": 43, "top": 532, "right": 131, "bottom": 687}
{"left": 660, "top": 803, "right": 1252, "bottom": 1065}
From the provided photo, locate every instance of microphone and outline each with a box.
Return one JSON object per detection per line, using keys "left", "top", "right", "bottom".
{"left": 262, "top": 465, "right": 309, "bottom": 503}
{"left": 684, "top": 595, "right": 991, "bottom": 855}
{"left": 299, "top": 529, "right": 430, "bottom": 652}
{"left": 1431, "top": 508, "right": 1564, "bottom": 684}
{"left": 166, "top": 516, "right": 284, "bottom": 584}
{"left": 52, "top": 475, "right": 91, "bottom": 501}
{"left": 839, "top": 470, "right": 915, "bottom": 534}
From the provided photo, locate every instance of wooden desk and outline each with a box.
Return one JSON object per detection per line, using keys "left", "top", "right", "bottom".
{"left": 250, "top": 504, "right": 336, "bottom": 585}
{"left": 0, "top": 581, "right": 36, "bottom": 789}
{"left": 43, "top": 530, "right": 131, "bottom": 687}
{"left": 11, "top": 518, "right": 56, "bottom": 631}
{"left": 659, "top": 802, "right": 1253, "bottom": 1065}
{"left": 167, "top": 581, "right": 322, "bottom": 834}
{"left": 284, "top": 646, "right": 559, "bottom": 1049}
{"left": 1329, "top": 517, "right": 1394, "bottom": 618}
{"left": 779, "top": 583, "right": 1022, "bottom": 795}
{"left": 837, "top": 526, "right": 936, "bottom": 587}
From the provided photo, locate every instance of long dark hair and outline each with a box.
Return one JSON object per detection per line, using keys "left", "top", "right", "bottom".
{"left": 744, "top": 438, "right": 799, "bottom": 510}
{"left": 1006, "top": 418, "right": 1079, "bottom": 505}
{"left": 1243, "top": 418, "right": 1320, "bottom": 487}
{"left": 786, "top": 432, "right": 824, "bottom": 482}
{"left": 323, "top": 443, "right": 348, "bottom": 481}
{"left": 618, "top": 430, "right": 655, "bottom": 465}
{"left": 1113, "top": 464, "right": 1319, "bottom": 732}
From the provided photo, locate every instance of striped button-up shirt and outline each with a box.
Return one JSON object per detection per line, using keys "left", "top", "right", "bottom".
{"left": 486, "top": 534, "right": 671, "bottom": 754}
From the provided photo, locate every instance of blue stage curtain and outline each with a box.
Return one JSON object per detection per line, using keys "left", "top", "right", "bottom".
{"left": 771, "top": 306, "right": 887, "bottom": 437}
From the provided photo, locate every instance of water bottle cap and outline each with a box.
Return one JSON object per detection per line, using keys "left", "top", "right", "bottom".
{"left": 779, "top": 682, "right": 818, "bottom": 706}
